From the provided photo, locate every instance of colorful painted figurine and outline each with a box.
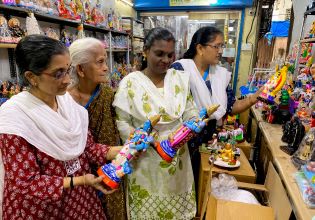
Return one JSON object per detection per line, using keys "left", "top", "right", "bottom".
{"left": 231, "top": 128, "right": 244, "bottom": 143}
{"left": 97, "top": 115, "right": 160, "bottom": 189}
{"left": 218, "top": 129, "right": 229, "bottom": 142}
{"left": 259, "top": 65, "right": 288, "bottom": 104}
{"left": 219, "top": 142, "right": 234, "bottom": 163}
{"left": 155, "top": 105, "right": 220, "bottom": 163}
{"left": 207, "top": 133, "right": 218, "bottom": 150}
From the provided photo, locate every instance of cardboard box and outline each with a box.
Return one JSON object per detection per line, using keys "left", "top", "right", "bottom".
{"left": 206, "top": 194, "right": 274, "bottom": 220}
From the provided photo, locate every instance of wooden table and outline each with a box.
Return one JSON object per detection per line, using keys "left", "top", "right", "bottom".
{"left": 198, "top": 149, "right": 256, "bottom": 215}
{"left": 251, "top": 107, "right": 315, "bottom": 220}
{"left": 210, "top": 149, "right": 256, "bottom": 183}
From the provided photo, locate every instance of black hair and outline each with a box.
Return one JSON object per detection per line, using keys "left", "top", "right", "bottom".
{"left": 183, "top": 26, "right": 223, "bottom": 59}
{"left": 15, "top": 35, "right": 68, "bottom": 86}
{"left": 141, "top": 27, "right": 175, "bottom": 70}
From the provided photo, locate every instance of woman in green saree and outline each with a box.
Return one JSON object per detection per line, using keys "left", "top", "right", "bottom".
{"left": 68, "top": 37, "right": 127, "bottom": 220}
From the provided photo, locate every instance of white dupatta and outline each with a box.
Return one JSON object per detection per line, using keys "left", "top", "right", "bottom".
{"left": 176, "top": 59, "right": 231, "bottom": 121}
{"left": 0, "top": 91, "right": 89, "bottom": 161}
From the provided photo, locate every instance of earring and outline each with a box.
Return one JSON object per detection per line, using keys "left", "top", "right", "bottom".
{"left": 143, "top": 53, "right": 147, "bottom": 61}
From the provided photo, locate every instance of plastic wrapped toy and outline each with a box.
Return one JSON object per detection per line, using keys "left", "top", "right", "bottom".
{"left": 259, "top": 65, "right": 288, "bottom": 104}
{"left": 155, "top": 105, "right": 220, "bottom": 163}
{"left": 97, "top": 115, "right": 160, "bottom": 189}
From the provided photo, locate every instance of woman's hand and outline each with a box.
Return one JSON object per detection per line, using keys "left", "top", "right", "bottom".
{"left": 83, "top": 174, "right": 117, "bottom": 195}
{"left": 250, "top": 87, "right": 264, "bottom": 105}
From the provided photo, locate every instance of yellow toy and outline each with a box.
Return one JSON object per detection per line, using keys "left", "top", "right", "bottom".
{"left": 259, "top": 64, "right": 288, "bottom": 104}
{"left": 219, "top": 143, "right": 234, "bottom": 162}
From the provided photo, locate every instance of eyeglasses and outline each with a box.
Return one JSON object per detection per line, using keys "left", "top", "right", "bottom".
{"left": 41, "top": 65, "right": 73, "bottom": 80}
{"left": 204, "top": 44, "right": 226, "bottom": 50}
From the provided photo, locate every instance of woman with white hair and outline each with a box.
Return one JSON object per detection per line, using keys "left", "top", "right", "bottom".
{"left": 68, "top": 38, "right": 127, "bottom": 220}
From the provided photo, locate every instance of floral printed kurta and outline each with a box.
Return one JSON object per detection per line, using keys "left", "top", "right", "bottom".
{"left": 113, "top": 69, "right": 198, "bottom": 220}
{"left": 0, "top": 132, "right": 110, "bottom": 220}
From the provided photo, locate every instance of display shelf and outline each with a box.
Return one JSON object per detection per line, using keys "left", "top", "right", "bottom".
{"left": 112, "top": 49, "right": 129, "bottom": 52}
{"left": 305, "top": 7, "right": 315, "bottom": 16}
{"left": 0, "top": 4, "right": 80, "bottom": 27}
{"left": 0, "top": 4, "right": 129, "bottom": 35}
{"left": 133, "top": 35, "right": 144, "bottom": 40}
{"left": 0, "top": 43, "right": 17, "bottom": 48}
{"left": 300, "top": 38, "right": 315, "bottom": 43}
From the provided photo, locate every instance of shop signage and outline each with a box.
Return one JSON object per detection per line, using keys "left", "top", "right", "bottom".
{"left": 169, "top": 0, "right": 217, "bottom": 6}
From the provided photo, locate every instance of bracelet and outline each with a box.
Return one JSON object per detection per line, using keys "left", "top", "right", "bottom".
{"left": 70, "top": 176, "right": 74, "bottom": 189}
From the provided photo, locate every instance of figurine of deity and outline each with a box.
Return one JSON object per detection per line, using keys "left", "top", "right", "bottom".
{"left": 155, "top": 105, "right": 220, "bottom": 162}
{"left": 97, "top": 115, "right": 160, "bottom": 189}
{"left": 219, "top": 142, "right": 235, "bottom": 162}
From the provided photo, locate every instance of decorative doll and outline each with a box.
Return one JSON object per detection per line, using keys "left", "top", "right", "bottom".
{"left": 281, "top": 116, "right": 306, "bottom": 155}
{"left": 26, "top": 13, "right": 41, "bottom": 35}
{"left": 259, "top": 64, "right": 288, "bottom": 104}
{"left": 218, "top": 129, "right": 229, "bottom": 142}
{"left": 155, "top": 105, "right": 220, "bottom": 163}
{"left": 60, "top": 29, "right": 71, "bottom": 47}
{"left": 207, "top": 134, "right": 218, "bottom": 151}
{"left": 57, "top": 0, "right": 72, "bottom": 19}
{"left": 97, "top": 115, "right": 160, "bottom": 189}
{"left": 291, "top": 128, "right": 315, "bottom": 169}
{"left": 0, "top": 16, "right": 13, "bottom": 43}
{"left": 82, "top": 0, "right": 92, "bottom": 23}
{"left": 91, "top": 0, "right": 105, "bottom": 26}
{"left": 218, "top": 142, "right": 235, "bottom": 164}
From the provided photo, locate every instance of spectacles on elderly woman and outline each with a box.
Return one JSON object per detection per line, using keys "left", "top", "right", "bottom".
{"left": 40, "top": 65, "right": 74, "bottom": 80}
{"left": 204, "top": 44, "right": 226, "bottom": 50}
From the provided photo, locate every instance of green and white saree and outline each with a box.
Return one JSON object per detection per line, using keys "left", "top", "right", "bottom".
{"left": 113, "top": 69, "right": 198, "bottom": 220}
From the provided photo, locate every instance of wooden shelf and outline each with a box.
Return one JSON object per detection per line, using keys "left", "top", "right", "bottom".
{"left": 133, "top": 35, "right": 144, "bottom": 40}
{"left": 300, "top": 38, "right": 315, "bottom": 43}
{"left": 0, "top": 43, "right": 17, "bottom": 49}
{"left": 0, "top": 4, "right": 129, "bottom": 35}
{"left": 112, "top": 49, "right": 129, "bottom": 52}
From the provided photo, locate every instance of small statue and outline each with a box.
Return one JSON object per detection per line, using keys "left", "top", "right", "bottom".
{"left": 281, "top": 116, "right": 305, "bottom": 155}
{"left": 155, "top": 105, "right": 220, "bottom": 163}
{"left": 97, "top": 115, "right": 160, "bottom": 189}
{"left": 91, "top": 0, "right": 105, "bottom": 26}
{"left": 219, "top": 142, "right": 235, "bottom": 163}
{"left": 218, "top": 129, "right": 229, "bottom": 142}
{"left": 60, "top": 29, "right": 71, "bottom": 47}
{"left": 207, "top": 134, "right": 218, "bottom": 150}
{"left": 0, "top": 16, "right": 12, "bottom": 43}
{"left": 231, "top": 128, "right": 244, "bottom": 143}
{"left": 57, "top": 0, "right": 72, "bottom": 19}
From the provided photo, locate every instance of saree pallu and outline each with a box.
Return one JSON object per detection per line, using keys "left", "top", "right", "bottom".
{"left": 87, "top": 84, "right": 127, "bottom": 220}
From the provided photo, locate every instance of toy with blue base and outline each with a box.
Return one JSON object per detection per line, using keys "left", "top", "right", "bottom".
{"left": 97, "top": 115, "right": 160, "bottom": 189}
{"left": 155, "top": 105, "right": 220, "bottom": 163}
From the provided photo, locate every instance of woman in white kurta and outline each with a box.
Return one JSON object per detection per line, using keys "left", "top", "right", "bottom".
{"left": 113, "top": 28, "right": 198, "bottom": 220}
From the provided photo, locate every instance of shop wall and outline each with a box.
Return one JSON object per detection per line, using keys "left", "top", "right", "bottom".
{"left": 290, "top": 0, "right": 315, "bottom": 50}
{"left": 115, "top": 0, "right": 136, "bottom": 17}
{"left": 236, "top": 8, "right": 259, "bottom": 96}
{"left": 272, "top": 0, "right": 292, "bottom": 21}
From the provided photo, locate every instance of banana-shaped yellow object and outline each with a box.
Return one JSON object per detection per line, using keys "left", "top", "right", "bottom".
{"left": 270, "top": 65, "right": 288, "bottom": 97}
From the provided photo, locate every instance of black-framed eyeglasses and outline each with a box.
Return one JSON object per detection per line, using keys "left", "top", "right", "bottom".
{"left": 41, "top": 65, "right": 73, "bottom": 80}
{"left": 204, "top": 44, "right": 226, "bottom": 50}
